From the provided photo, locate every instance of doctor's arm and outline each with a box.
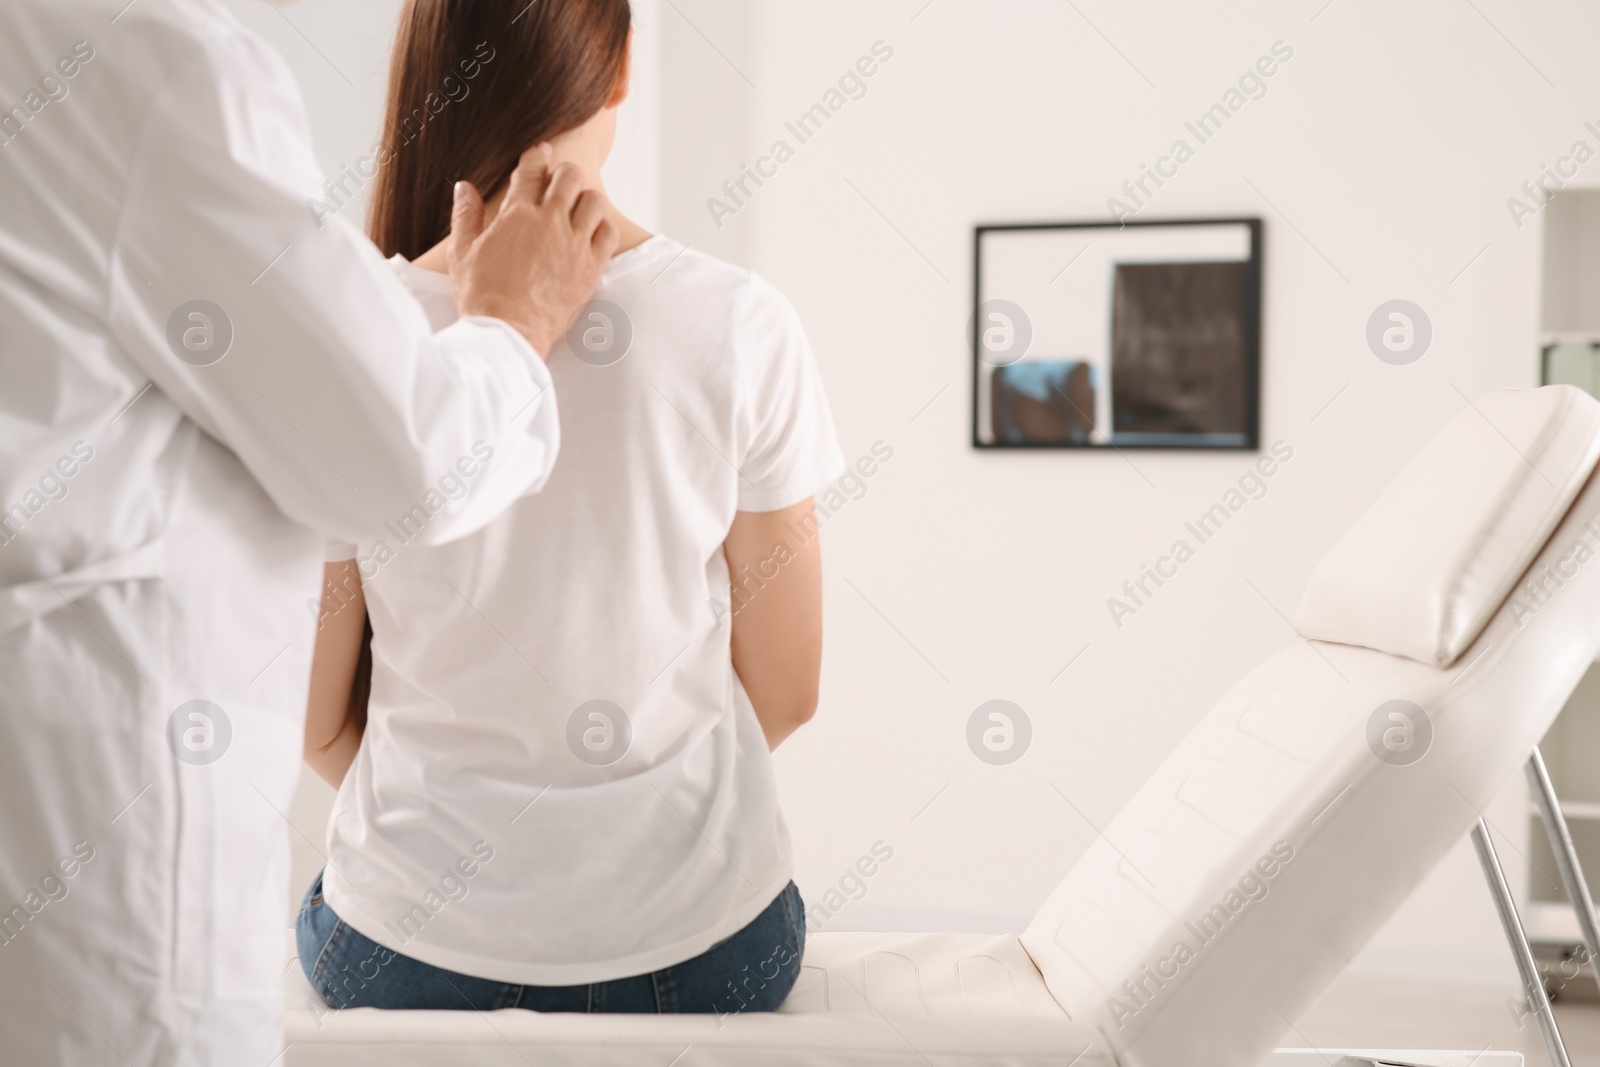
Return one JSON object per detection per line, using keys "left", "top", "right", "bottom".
{"left": 114, "top": 42, "right": 614, "bottom": 550}
{"left": 724, "top": 500, "right": 824, "bottom": 750}
{"left": 303, "top": 562, "right": 369, "bottom": 788}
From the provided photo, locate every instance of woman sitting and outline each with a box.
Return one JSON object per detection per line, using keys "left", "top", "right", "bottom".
{"left": 295, "top": 0, "right": 843, "bottom": 1016}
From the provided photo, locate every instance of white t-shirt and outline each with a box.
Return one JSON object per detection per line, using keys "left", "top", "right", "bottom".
{"left": 321, "top": 236, "right": 845, "bottom": 985}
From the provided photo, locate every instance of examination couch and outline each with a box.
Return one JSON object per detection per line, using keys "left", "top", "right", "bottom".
{"left": 286, "top": 385, "right": 1600, "bottom": 1066}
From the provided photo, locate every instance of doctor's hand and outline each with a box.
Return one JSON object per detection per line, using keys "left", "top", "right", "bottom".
{"left": 448, "top": 143, "right": 620, "bottom": 359}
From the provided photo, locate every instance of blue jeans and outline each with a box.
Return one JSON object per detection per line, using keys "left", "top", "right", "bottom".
{"left": 296, "top": 871, "right": 806, "bottom": 1014}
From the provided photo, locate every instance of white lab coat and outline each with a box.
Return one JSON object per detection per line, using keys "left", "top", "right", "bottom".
{"left": 0, "top": 1, "right": 561, "bottom": 1063}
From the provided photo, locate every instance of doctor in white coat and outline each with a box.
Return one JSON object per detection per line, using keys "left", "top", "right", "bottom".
{"left": 0, "top": 0, "right": 618, "bottom": 1062}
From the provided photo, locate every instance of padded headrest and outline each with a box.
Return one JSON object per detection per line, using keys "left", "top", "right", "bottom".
{"left": 1294, "top": 385, "right": 1600, "bottom": 668}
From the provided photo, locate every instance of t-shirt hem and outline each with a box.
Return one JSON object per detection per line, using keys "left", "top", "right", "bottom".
{"left": 320, "top": 865, "right": 796, "bottom": 987}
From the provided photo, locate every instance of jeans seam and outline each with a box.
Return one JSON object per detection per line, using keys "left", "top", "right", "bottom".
{"left": 785, "top": 886, "right": 804, "bottom": 964}
{"left": 310, "top": 917, "right": 347, "bottom": 990}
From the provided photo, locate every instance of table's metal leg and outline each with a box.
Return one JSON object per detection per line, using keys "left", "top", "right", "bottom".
{"left": 1473, "top": 819, "right": 1572, "bottom": 1067}
{"left": 1527, "top": 746, "right": 1600, "bottom": 994}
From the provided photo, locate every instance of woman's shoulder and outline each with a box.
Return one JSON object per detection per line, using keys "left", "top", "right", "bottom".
{"left": 606, "top": 237, "right": 806, "bottom": 343}
{"left": 627, "top": 239, "right": 800, "bottom": 323}
{"left": 610, "top": 236, "right": 747, "bottom": 293}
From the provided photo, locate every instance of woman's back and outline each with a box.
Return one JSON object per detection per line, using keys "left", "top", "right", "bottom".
{"left": 320, "top": 235, "right": 843, "bottom": 985}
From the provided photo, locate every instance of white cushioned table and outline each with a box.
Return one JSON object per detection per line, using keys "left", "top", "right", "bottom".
{"left": 283, "top": 932, "right": 1522, "bottom": 1066}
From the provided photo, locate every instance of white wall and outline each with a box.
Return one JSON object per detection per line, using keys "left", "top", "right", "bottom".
{"left": 253, "top": 0, "right": 1600, "bottom": 991}
{"left": 1544, "top": 190, "right": 1600, "bottom": 334}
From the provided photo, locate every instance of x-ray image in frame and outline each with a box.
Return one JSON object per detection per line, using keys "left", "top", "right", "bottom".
{"left": 972, "top": 217, "right": 1262, "bottom": 450}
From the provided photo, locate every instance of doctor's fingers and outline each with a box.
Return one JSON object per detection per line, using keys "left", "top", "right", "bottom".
{"left": 540, "top": 163, "right": 586, "bottom": 216}
{"left": 570, "top": 189, "right": 608, "bottom": 241}
{"left": 592, "top": 217, "right": 621, "bottom": 259}
{"left": 502, "top": 142, "right": 557, "bottom": 208}
{"left": 447, "top": 181, "right": 488, "bottom": 269}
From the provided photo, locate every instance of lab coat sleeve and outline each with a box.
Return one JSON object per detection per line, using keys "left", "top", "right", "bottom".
{"left": 106, "top": 28, "right": 559, "bottom": 550}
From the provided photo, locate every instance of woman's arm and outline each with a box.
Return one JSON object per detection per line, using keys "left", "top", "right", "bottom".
{"left": 723, "top": 499, "right": 823, "bottom": 749}
{"left": 303, "top": 561, "right": 371, "bottom": 788}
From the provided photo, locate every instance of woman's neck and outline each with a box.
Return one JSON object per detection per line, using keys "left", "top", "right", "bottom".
{"left": 412, "top": 161, "right": 651, "bottom": 274}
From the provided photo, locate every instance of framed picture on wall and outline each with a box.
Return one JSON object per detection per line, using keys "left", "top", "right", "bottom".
{"left": 972, "top": 217, "right": 1263, "bottom": 450}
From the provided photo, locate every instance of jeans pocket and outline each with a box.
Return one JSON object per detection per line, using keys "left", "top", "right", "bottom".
{"left": 315, "top": 919, "right": 407, "bottom": 1009}
{"left": 295, "top": 875, "right": 342, "bottom": 992}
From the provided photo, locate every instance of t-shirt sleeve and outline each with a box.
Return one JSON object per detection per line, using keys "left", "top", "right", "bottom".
{"left": 733, "top": 274, "right": 846, "bottom": 512}
{"left": 325, "top": 538, "right": 358, "bottom": 563}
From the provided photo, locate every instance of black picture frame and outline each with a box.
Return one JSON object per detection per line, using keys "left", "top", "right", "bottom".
{"left": 971, "top": 216, "right": 1263, "bottom": 451}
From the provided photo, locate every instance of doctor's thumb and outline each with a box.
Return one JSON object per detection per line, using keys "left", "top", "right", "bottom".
{"left": 449, "top": 181, "right": 487, "bottom": 258}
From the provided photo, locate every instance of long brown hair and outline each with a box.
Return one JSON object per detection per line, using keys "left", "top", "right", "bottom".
{"left": 368, "top": 0, "right": 632, "bottom": 260}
